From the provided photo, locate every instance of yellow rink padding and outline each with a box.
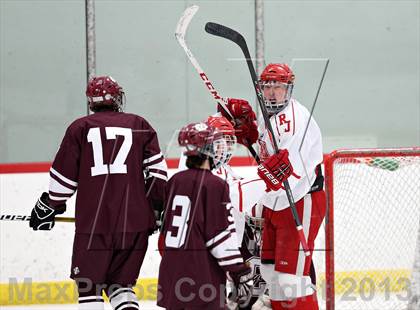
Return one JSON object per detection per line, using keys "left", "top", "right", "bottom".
{"left": 0, "top": 269, "right": 412, "bottom": 305}
{"left": 0, "top": 278, "right": 158, "bottom": 306}
{"left": 317, "top": 269, "right": 412, "bottom": 296}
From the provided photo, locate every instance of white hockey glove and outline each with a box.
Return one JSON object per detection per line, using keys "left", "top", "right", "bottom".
{"left": 251, "top": 292, "right": 272, "bottom": 310}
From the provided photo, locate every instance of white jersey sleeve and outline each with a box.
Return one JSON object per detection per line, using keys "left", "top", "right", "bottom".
{"left": 257, "top": 99, "right": 323, "bottom": 211}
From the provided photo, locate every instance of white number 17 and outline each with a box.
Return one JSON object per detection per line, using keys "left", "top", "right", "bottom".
{"left": 87, "top": 127, "right": 132, "bottom": 176}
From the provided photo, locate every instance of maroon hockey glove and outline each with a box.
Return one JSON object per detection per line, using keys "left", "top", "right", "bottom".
{"left": 218, "top": 98, "right": 259, "bottom": 146}
{"left": 226, "top": 263, "right": 253, "bottom": 307}
{"left": 257, "top": 149, "right": 293, "bottom": 191}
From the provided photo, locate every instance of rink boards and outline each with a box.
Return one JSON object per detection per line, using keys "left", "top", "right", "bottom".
{"left": 1, "top": 161, "right": 418, "bottom": 307}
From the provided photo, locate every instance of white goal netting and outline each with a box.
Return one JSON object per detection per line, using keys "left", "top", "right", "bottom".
{"left": 322, "top": 148, "right": 420, "bottom": 310}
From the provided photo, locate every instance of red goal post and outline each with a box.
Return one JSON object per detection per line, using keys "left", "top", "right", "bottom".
{"left": 323, "top": 147, "right": 420, "bottom": 310}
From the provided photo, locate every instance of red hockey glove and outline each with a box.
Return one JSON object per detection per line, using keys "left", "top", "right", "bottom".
{"left": 235, "top": 120, "right": 259, "bottom": 147}
{"left": 257, "top": 149, "right": 293, "bottom": 191}
{"left": 218, "top": 98, "right": 259, "bottom": 146}
{"left": 224, "top": 98, "right": 256, "bottom": 121}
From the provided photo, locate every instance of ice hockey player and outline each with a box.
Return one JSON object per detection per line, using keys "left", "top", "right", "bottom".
{"left": 29, "top": 76, "right": 167, "bottom": 310}
{"left": 158, "top": 121, "right": 253, "bottom": 310}
{"left": 170, "top": 114, "right": 265, "bottom": 309}
{"left": 206, "top": 114, "right": 268, "bottom": 310}
{"left": 220, "top": 64, "right": 326, "bottom": 310}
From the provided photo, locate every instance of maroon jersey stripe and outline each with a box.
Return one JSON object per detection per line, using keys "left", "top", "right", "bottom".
{"left": 143, "top": 156, "right": 164, "bottom": 168}
{"left": 49, "top": 191, "right": 73, "bottom": 198}
{"left": 217, "top": 254, "right": 243, "bottom": 262}
{"left": 148, "top": 168, "right": 168, "bottom": 177}
{"left": 207, "top": 232, "right": 232, "bottom": 250}
{"left": 49, "top": 172, "right": 78, "bottom": 191}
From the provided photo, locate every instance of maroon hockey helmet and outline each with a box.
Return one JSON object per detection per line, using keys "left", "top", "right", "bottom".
{"left": 86, "top": 76, "right": 124, "bottom": 112}
{"left": 178, "top": 122, "right": 224, "bottom": 160}
{"left": 178, "top": 122, "right": 221, "bottom": 156}
{"left": 259, "top": 63, "right": 295, "bottom": 114}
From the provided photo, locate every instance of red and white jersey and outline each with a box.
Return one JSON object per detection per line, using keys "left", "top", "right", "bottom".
{"left": 257, "top": 98, "right": 323, "bottom": 211}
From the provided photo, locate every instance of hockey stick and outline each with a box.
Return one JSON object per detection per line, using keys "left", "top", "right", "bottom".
{"left": 175, "top": 6, "right": 259, "bottom": 163}
{"left": 0, "top": 214, "right": 75, "bottom": 223}
{"left": 205, "top": 22, "right": 310, "bottom": 256}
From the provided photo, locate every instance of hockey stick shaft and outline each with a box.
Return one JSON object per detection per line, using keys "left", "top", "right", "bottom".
{"left": 0, "top": 214, "right": 75, "bottom": 223}
{"left": 205, "top": 22, "right": 310, "bottom": 256}
{"left": 175, "top": 6, "right": 259, "bottom": 163}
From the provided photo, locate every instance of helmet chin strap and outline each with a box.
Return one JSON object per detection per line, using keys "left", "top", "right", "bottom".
{"left": 266, "top": 99, "right": 288, "bottom": 115}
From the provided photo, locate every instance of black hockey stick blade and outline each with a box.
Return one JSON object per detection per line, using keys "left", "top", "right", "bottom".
{"left": 205, "top": 22, "right": 256, "bottom": 80}
{"left": 205, "top": 22, "right": 245, "bottom": 47}
{"left": 205, "top": 21, "right": 310, "bottom": 256}
{"left": 206, "top": 22, "right": 273, "bottom": 149}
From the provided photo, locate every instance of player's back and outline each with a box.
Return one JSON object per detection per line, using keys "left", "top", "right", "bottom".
{"left": 51, "top": 111, "right": 163, "bottom": 233}
{"left": 158, "top": 168, "right": 231, "bottom": 308}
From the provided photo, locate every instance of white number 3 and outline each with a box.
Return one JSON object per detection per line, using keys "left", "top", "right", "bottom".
{"left": 165, "top": 195, "right": 191, "bottom": 248}
{"left": 87, "top": 127, "right": 132, "bottom": 176}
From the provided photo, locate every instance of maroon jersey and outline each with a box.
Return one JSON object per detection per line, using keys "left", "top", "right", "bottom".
{"left": 48, "top": 111, "right": 167, "bottom": 233}
{"left": 158, "top": 168, "right": 243, "bottom": 309}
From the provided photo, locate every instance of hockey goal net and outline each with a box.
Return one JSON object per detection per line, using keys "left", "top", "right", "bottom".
{"left": 322, "top": 147, "right": 420, "bottom": 310}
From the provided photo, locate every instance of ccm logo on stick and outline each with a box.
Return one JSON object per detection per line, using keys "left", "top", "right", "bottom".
{"left": 257, "top": 165, "right": 279, "bottom": 185}
{"left": 200, "top": 73, "right": 222, "bottom": 100}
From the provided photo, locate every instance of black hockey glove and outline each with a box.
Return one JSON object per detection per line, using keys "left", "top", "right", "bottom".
{"left": 29, "top": 192, "right": 66, "bottom": 231}
{"left": 227, "top": 263, "right": 254, "bottom": 307}
{"left": 150, "top": 199, "right": 164, "bottom": 233}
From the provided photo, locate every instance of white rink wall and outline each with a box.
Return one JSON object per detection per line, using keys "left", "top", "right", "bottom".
{"left": 0, "top": 166, "right": 257, "bottom": 283}
{"left": 1, "top": 163, "right": 419, "bottom": 285}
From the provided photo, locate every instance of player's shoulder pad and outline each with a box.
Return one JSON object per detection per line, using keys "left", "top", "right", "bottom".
{"left": 63, "top": 115, "right": 91, "bottom": 137}
{"left": 290, "top": 99, "right": 311, "bottom": 118}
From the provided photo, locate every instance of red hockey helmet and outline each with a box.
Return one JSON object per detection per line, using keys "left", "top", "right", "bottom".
{"left": 206, "top": 115, "right": 236, "bottom": 166}
{"left": 259, "top": 64, "right": 295, "bottom": 114}
{"left": 86, "top": 76, "right": 124, "bottom": 112}
{"left": 206, "top": 115, "right": 234, "bottom": 136}
{"left": 260, "top": 63, "right": 294, "bottom": 83}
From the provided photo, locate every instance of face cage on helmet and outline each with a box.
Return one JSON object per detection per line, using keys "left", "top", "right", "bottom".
{"left": 211, "top": 138, "right": 231, "bottom": 170}
{"left": 246, "top": 214, "right": 264, "bottom": 231}
{"left": 116, "top": 92, "right": 126, "bottom": 112}
{"left": 182, "top": 133, "right": 230, "bottom": 170}
{"left": 244, "top": 215, "right": 264, "bottom": 257}
{"left": 259, "top": 81, "right": 294, "bottom": 114}
{"left": 221, "top": 134, "right": 236, "bottom": 165}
